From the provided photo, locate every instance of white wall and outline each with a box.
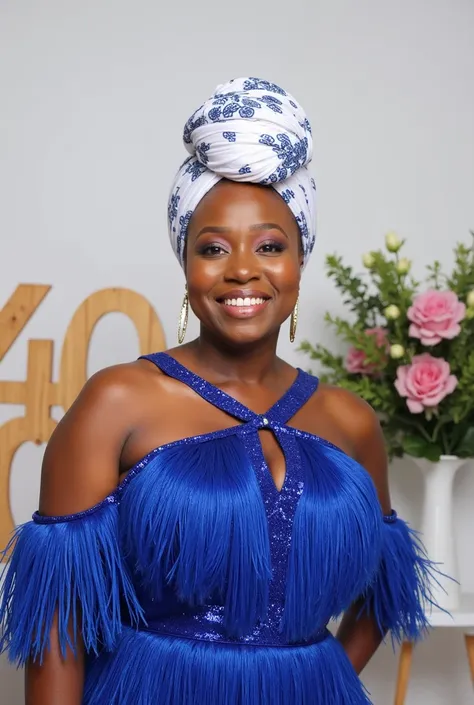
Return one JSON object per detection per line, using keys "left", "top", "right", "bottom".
{"left": 1, "top": 0, "right": 474, "bottom": 702}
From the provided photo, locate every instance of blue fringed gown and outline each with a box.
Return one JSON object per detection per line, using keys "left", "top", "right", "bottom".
{"left": 1, "top": 352, "right": 437, "bottom": 704}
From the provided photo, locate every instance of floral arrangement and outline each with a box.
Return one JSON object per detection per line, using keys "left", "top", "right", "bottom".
{"left": 300, "top": 232, "right": 474, "bottom": 461}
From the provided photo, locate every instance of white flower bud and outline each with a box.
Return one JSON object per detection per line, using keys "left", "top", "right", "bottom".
{"left": 385, "top": 232, "right": 402, "bottom": 253}
{"left": 362, "top": 252, "right": 375, "bottom": 268}
{"left": 385, "top": 304, "right": 401, "bottom": 320}
{"left": 390, "top": 344, "right": 405, "bottom": 359}
{"left": 396, "top": 258, "right": 411, "bottom": 275}
{"left": 467, "top": 289, "right": 474, "bottom": 308}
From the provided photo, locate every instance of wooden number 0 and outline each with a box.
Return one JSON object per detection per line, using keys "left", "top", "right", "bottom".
{"left": 0, "top": 285, "right": 166, "bottom": 555}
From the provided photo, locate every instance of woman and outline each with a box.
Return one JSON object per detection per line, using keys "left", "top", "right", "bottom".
{"left": 1, "top": 77, "right": 436, "bottom": 704}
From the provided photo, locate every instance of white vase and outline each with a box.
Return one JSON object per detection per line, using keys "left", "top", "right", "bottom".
{"left": 413, "top": 455, "right": 465, "bottom": 612}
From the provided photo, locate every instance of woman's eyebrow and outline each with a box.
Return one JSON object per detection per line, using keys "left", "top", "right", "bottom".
{"left": 196, "top": 223, "right": 288, "bottom": 239}
{"left": 196, "top": 226, "right": 232, "bottom": 239}
{"left": 249, "top": 223, "right": 288, "bottom": 238}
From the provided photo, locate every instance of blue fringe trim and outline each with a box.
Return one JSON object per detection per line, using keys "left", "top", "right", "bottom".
{"left": 283, "top": 439, "right": 383, "bottom": 642}
{"left": 83, "top": 627, "right": 372, "bottom": 705}
{"left": 0, "top": 503, "right": 144, "bottom": 665}
{"left": 360, "top": 516, "right": 441, "bottom": 643}
{"left": 121, "top": 435, "right": 272, "bottom": 638}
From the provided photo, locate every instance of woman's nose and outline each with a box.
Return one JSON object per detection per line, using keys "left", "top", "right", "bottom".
{"left": 224, "top": 250, "right": 260, "bottom": 282}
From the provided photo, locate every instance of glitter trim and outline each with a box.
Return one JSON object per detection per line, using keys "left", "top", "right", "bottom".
{"left": 382, "top": 510, "right": 398, "bottom": 524}
{"left": 142, "top": 352, "right": 306, "bottom": 423}
{"left": 137, "top": 619, "right": 330, "bottom": 648}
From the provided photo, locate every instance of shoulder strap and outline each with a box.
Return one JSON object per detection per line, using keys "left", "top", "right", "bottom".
{"left": 140, "top": 352, "right": 256, "bottom": 422}
{"left": 265, "top": 369, "right": 319, "bottom": 424}
{"left": 140, "top": 353, "right": 319, "bottom": 427}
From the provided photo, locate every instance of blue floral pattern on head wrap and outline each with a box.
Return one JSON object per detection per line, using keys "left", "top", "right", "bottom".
{"left": 168, "top": 77, "right": 317, "bottom": 269}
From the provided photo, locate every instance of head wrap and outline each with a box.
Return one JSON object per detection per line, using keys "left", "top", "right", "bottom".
{"left": 167, "top": 77, "right": 316, "bottom": 268}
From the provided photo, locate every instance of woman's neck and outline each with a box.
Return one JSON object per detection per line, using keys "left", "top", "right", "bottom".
{"left": 176, "top": 333, "right": 287, "bottom": 386}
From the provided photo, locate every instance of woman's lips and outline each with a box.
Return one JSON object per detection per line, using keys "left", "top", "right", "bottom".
{"left": 217, "top": 297, "right": 271, "bottom": 319}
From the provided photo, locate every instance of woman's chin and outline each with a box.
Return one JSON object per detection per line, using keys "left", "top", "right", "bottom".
{"left": 215, "top": 322, "right": 279, "bottom": 347}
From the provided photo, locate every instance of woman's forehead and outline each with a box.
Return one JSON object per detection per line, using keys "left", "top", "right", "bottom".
{"left": 188, "top": 181, "right": 299, "bottom": 235}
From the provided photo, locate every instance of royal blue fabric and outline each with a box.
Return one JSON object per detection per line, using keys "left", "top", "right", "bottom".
{"left": 0, "top": 353, "right": 440, "bottom": 704}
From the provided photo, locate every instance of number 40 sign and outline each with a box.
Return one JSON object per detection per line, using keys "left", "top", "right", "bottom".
{"left": 0, "top": 284, "right": 166, "bottom": 554}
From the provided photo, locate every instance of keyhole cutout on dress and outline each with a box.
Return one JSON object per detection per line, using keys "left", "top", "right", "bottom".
{"left": 258, "top": 429, "right": 287, "bottom": 493}
{"left": 137, "top": 353, "right": 319, "bottom": 499}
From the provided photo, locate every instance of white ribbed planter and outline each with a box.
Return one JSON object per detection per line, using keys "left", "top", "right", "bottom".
{"left": 412, "top": 455, "right": 465, "bottom": 612}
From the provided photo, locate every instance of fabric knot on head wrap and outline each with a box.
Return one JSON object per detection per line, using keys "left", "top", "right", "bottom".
{"left": 167, "top": 77, "right": 316, "bottom": 268}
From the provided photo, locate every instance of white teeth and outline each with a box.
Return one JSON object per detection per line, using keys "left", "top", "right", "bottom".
{"left": 223, "top": 297, "right": 267, "bottom": 307}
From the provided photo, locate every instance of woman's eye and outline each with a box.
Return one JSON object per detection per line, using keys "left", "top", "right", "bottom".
{"left": 258, "top": 242, "right": 285, "bottom": 254}
{"left": 200, "top": 244, "right": 227, "bottom": 256}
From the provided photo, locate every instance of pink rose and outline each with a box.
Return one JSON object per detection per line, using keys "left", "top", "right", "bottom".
{"left": 408, "top": 290, "right": 465, "bottom": 346}
{"left": 345, "top": 327, "right": 388, "bottom": 375}
{"left": 395, "top": 353, "right": 458, "bottom": 413}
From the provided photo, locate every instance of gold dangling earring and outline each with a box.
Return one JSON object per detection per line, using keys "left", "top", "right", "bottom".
{"left": 177, "top": 287, "right": 189, "bottom": 344}
{"left": 289, "top": 297, "right": 299, "bottom": 343}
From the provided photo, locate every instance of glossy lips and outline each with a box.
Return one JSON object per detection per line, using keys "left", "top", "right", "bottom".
{"left": 216, "top": 290, "right": 271, "bottom": 319}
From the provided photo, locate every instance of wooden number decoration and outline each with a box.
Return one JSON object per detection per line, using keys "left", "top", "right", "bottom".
{"left": 0, "top": 285, "right": 166, "bottom": 555}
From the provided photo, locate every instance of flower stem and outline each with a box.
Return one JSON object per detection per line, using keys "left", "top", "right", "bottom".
{"left": 394, "top": 414, "right": 433, "bottom": 443}
{"left": 441, "top": 426, "right": 452, "bottom": 454}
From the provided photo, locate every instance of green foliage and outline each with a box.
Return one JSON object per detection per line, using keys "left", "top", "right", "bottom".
{"left": 446, "top": 233, "right": 474, "bottom": 298}
{"left": 300, "top": 233, "right": 474, "bottom": 461}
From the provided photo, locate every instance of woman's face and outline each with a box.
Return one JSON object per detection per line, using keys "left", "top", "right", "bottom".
{"left": 185, "top": 180, "right": 302, "bottom": 346}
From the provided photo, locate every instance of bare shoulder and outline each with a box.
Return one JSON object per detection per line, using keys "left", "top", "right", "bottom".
{"left": 39, "top": 360, "right": 166, "bottom": 516}
{"left": 316, "top": 383, "right": 381, "bottom": 446}
{"left": 72, "top": 359, "right": 161, "bottom": 404}
{"left": 66, "top": 357, "right": 178, "bottom": 413}
{"left": 313, "top": 383, "right": 391, "bottom": 511}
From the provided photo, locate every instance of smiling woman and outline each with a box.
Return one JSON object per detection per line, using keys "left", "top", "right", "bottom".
{"left": 0, "top": 77, "right": 440, "bottom": 705}
{"left": 185, "top": 181, "right": 301, "bottom": 342}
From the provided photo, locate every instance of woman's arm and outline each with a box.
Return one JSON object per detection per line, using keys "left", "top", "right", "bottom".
{"left": 22, "top": 365, "right": 138, "bottom": 704}
{"left": 25, "top": 614, "right": 85, "bottom": 705}
{"left": 333, "top": 394, "right": 393, "bottom": 673}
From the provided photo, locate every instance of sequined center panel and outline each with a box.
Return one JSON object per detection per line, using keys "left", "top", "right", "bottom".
{"left": 240, "top": 428, "right": 305, "bottom": 641}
